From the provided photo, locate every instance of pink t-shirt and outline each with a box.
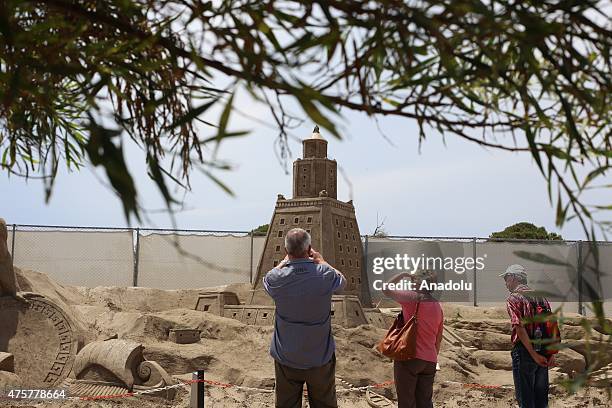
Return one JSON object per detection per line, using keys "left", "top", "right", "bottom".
{"left": 388, "top": 290, "right": 444, "bottom": 363}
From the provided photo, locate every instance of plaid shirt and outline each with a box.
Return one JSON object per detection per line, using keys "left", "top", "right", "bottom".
{"left": 506, "top": 284, "right": 551, "bottom": 344}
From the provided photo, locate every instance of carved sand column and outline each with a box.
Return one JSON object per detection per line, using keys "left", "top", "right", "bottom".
{"left": 0, "top": 218, "right": 19, "bottom": 297}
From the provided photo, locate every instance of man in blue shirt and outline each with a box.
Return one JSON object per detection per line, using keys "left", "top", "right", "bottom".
{"left": 263, "top": 228, "right": 347, "bottom": 408}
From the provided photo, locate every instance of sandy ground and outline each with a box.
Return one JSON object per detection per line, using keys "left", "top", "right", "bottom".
{"left": 1, "top": 268, "right": 610, "bottom": 407}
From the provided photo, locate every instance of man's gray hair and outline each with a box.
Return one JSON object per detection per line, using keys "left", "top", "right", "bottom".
{"left": 284, "top": 228, "right": 311, "bottom": 256}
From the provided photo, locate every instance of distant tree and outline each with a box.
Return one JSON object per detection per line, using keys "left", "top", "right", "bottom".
{"left": 490, "top": 222, "right": 563, "bottom": 240}
{"left": 372, "top": 228, "right": 389, "bottom": 238}
{"left": 372, "top": 214, "right": 388, "bottom": 238}
{"left": 251, "top": 224, "right": 269, "bottom": 236}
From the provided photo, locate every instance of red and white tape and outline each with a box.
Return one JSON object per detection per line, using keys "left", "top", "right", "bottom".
{"left": 3, "top": 377, "right": 511, "bottom": 402}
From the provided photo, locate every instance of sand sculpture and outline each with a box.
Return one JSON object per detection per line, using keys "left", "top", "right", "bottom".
{"left": 0, "top": 293, "right": 177, "bottom": 398}
{"left": 0, "top": 221, "right": 177, "bottom": 400}
{"left": 0, "top": 352, "right": 20, "bottom": 389}
{"left": 0, "top": 294, "right": 80, "bottom": 387}
{"left": 61, "top": 339, "right": 177, "bottom": 400}
{"left": 0, "top": 218, "right": 19, "bottom": 297}
{"left": 192, "top": 128, "right": 397, "bottom": 330}
{"left": 251, "top": 126, "right": 370, "bottom": 305}
{"left": 1, "top": 256, "right": 606, "bottom": 406}
{"left": 0, "top": 219, "right": 77, "bottom": 389}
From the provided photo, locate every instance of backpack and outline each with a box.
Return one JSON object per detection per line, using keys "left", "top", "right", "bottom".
{"left": 522, "top": 295, "right": 561, "bottom": 357}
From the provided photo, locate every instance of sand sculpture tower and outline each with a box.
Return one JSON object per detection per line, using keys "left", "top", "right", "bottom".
{"left": 253, "top": 127, "right": 370, "bottom": 305}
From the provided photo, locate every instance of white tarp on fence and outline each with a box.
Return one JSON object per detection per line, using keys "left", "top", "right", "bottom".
{"left": 12, "top": 230, "right": 133, "bottom": 287}
{"left": 137, "top": 233, "right": 263, "bottom": 290}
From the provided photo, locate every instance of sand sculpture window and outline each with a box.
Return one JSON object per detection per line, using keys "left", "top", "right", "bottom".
{"left": 294, "top": 217, "right": 299, "bottom": 224}
{"left": 339, "top": 245, "right": 342, "bottom": 252}
{"left": 307, "top": 217, "right": 312, "bottom": 223}
{"left": 278, "top": 230, "right": 283, "bottom": 237}
{"left": 280, "top": 218, "right": 285, "bottom": 225}
{"left": 275, "top": 245, "right": 280, "bottom": 252}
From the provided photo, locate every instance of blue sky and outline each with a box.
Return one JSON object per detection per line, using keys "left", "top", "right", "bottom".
{"left": 0, "top": 95, "right": 596, "bottom": 240}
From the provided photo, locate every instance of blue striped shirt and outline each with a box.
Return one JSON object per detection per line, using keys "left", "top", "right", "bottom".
{"left": 263, "top": 259, "right": 346, "bottom": 369}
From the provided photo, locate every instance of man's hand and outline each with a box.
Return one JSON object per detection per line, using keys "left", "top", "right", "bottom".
{"left": 547, "top": 355, "right": 556, "bottom": 367}
{"left": 310, "top": 249, "right": 326, "bottom": 265}
{"left": 276, "top": 254, "right": 290, "bottom": 268}
{"left": 531, "top": 352, "right": 548, "bottom": 367}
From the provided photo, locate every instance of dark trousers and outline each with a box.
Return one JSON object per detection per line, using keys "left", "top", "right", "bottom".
{"left": 393, "top": 358, "right": 436, "bottom": 408}
{"left": 274, "top": 355, "right": 337, "bottom": 408}
{"left": 511, "top": 343, "right": 549, "bottom": 408}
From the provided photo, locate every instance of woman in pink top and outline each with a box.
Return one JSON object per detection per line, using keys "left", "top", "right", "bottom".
{"left": 382, "top": 271, "right": 444, "bottom": 408}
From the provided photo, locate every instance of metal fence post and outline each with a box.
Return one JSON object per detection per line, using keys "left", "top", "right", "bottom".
{"left": 363, "top": 235, "right": 369, "bottom": 273}
{"left": 360, "top": 234, "right": 373, "bottom": 307}
{"left": 249, "top": 231, "right": 254, "bottom": 284}
{"left": 10, "top": 224, "right": 16, "bottom": 259}
{"left": 190, "top": 370, "right": 205, "bottom": 408}
{"left": 472, "top": 237, "right": 478, "bottom": 307}
{"left": 133, "top": 228, "right": 140, "bottom": 287}
{"left": 363, "top": 234, "right": 369, "bottom": 302}
{"left": 577, "top": 240, "right": 583, "bottom": 315}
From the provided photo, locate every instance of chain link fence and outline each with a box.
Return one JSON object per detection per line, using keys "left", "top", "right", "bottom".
{"left": 9, "top": 225, "right": 266, "bottom": 290}
{"left": 8, "top": 225, "right": 611, "bottom": 315}
{"left": 362, "top": 235, "right": 612, "bottom": 315}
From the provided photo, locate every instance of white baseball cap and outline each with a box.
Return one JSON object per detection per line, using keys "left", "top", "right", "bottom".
{"left": 499, "top": 264, "right": 528, "bottom": 279}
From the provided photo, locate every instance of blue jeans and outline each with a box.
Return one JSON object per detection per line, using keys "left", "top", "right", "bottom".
{"left": 511, "top": 343, "right": 549, "bottom": 408}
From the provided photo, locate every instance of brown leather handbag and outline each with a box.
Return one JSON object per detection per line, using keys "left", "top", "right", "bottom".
{"left": 377, "top": 302, "right": 420, "bottom": 360}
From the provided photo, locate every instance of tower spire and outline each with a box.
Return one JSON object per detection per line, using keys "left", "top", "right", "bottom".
{"left": 293, "top": 126, "right": 336, "bottom": 198}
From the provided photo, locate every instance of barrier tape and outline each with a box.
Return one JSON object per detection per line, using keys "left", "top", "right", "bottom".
{"left": 78, "top": 381, "right": 188, "bottom": 401}
{"left": 1, "top": 377, "right": 511, "bottom": 402}
{"left": 442, "top": 380, "right": 513, "bottom": 390}
{"left": 177, "top": 378, "right": 396, "bottom": 394}
{"left": 462, "top": 383, "right": 504, "bottom": 390}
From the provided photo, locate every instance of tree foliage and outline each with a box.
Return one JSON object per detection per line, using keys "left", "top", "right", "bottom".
{"left": 251, "top": 223, "right": 269, "bottom": 236}
{"left": 490, "top": 222, "right": 563, "bottom": 240}
{"left": 0, "top": 0, "right": 610, "bottom": 239}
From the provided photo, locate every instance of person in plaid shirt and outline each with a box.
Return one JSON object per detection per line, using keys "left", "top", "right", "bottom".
{"left": 501, "top": 264, "right": 554, "bottom": 408}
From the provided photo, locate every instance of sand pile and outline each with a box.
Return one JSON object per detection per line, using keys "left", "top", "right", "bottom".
{"left": 1, "top": 268, "right": 610, "bottom": 407}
